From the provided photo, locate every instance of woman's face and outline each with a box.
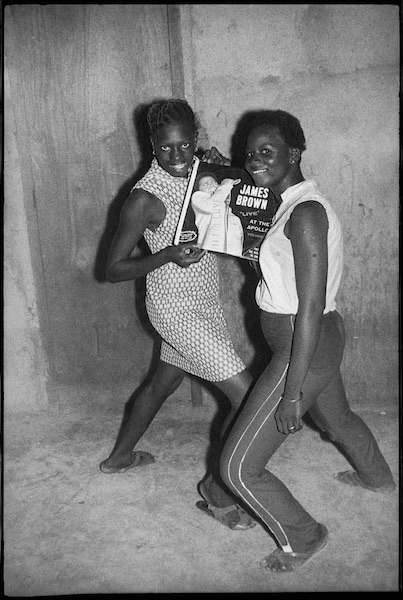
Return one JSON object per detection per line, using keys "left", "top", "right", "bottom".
{"left": 152, "top": 122, "right": 197, "bottom": 178}
{"left": 245, "top": 125, "right": 296, "bottom": 195}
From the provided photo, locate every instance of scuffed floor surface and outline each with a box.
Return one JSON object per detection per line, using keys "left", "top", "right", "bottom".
{"left": 3, "top": 381, "right": 400, "bottom": 595}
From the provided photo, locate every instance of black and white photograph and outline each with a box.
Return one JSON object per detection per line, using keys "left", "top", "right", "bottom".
{"left": 3, "top": 4, "right": 399, "bottom": 595}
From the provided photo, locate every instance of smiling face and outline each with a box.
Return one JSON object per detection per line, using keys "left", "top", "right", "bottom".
{"left": 152, "top": 122, "right": 197, "bottom": 178}
{"left": 245, "top": 125, "right": 300, "bottom": 195}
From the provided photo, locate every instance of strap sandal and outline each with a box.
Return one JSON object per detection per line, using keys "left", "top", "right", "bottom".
{"left": 261, "top": 524, "right": 328, "bottom": 573}
{"left": 334, "top": 470, "right": 396, "bottom": 494}
{"left": 99, "top": 451, "right": 155, "bottom": 474}
{"left": 196, "top": 500, "right": 256, "bottom": 530}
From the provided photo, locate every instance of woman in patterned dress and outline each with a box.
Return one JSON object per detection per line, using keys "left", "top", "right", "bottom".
{"left": 100, "top": 99, "right": 255, "bottom": 530}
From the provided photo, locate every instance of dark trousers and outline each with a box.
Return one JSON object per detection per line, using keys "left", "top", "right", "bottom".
{"left": 220, "top": 310, "right": 394, "bottom": 553}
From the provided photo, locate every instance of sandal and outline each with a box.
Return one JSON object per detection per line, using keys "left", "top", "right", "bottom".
{"left": 334, "top": 470, "right": 396, "bottom": 494}
{"left": 261, "top": 524, "right": 328, "bottom": 573}
{"left": 196, "top": 479, "right": 256, "bottom": 530}
{"left": 196, "top": 500, "right": 256, "bottom": 530}
{"left": 99, "top": 451, "right": 155, "bottom": 474}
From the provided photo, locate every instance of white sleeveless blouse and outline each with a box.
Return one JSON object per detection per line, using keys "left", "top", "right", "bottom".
{"left": 256, "top": 180, "right": 343, "bottom": 315}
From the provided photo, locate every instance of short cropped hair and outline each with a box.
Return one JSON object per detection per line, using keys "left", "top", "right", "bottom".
{"left": 249, "top": 110, "right": 306, "bottom": 152}
{"left": 147, "top": 99, "right": 200, "bottom": 138}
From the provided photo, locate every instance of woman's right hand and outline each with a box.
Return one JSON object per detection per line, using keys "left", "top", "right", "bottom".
{"left": 202, "top": 147, "right": 231, "bottom": 166}
{"left": 166, "top": 243, "right": 206, "bottom": 267}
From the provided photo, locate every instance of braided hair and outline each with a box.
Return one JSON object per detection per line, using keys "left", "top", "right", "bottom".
{"left": 147, "top": 98, "right": 200, "bottom": 138}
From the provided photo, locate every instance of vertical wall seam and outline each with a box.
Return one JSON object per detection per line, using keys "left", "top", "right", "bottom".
{"left": 166, "top": 4, "right": 185, "bottom": 99}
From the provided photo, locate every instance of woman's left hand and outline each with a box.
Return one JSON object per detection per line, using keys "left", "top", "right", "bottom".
{"left": 275, "top": 397, "right": 303, "bottom": 435}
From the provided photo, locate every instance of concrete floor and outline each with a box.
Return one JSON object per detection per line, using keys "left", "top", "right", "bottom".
{"left": 3, "top": 380, "right": 400, "bottom": 595}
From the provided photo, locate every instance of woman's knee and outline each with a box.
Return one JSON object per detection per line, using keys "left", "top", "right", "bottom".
{"left": 219, "top": 449, "right": 239, "bottom": 495}
{"left": 313, "top": 405, "right": 358, "bottom": 444}
{"left": 151, "top": 362, "right": 185, "bottom": 398}
{"left": 219, "top": 449, "right": 258, "bottom": 497}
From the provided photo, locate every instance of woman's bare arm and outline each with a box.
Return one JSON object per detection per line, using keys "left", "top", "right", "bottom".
{"left": 275, "top": 201, "right": 329, "bottom": 433}
{"left": 106, "top": 188, "right": 205, "bottom": 282}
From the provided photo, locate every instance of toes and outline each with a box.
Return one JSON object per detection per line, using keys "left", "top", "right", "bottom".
{"left": 261, "top": 554, "right": 290, "bottom": 573}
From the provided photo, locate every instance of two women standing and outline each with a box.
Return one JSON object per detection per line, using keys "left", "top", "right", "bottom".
{"left": 101, "top": 100, "right": 395, "bottom": 573}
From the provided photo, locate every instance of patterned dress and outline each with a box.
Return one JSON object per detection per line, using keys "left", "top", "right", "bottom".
{"left": 133, "top": 158, "right": 245, "bottom": 381}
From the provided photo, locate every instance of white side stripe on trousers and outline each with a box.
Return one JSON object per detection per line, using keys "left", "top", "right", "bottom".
{"left": 226, "top": 363, "right": 293, "bottom": 552}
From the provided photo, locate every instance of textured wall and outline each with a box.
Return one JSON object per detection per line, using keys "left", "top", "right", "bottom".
{"left": 4, "top": 5, "right": 174, "bottom": 390}
{"left": 182, "top": 4, "right": 399, "bottom": 408}
{"left": 4, "top": 68, "right": 49, "bottom": 411}
{"left": 5, "top": 4, "right": 399, "bottom": 411}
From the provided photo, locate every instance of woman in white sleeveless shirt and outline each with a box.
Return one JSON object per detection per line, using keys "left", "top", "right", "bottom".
{"left": 219, "top": 110, "right": 395, "bottom": 573}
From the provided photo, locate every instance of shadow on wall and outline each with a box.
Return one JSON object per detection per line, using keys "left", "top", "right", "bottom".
{"left": 92, "top": 101, "right": 164, "bottom": 342}
{"left": 93, "top": 102, "right": 153, "bottom": 284}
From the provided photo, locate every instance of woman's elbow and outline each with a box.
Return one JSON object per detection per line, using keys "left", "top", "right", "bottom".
{"left": 105, "top": 264, "right": 119, "bottom": 283}
{"left": 301, "top": 296, "right": 326, "bottom": 318}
